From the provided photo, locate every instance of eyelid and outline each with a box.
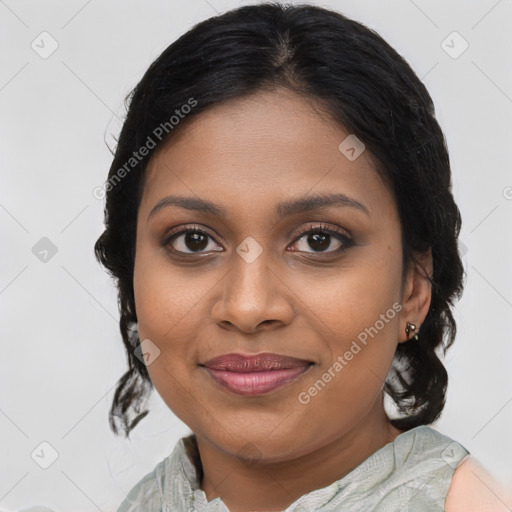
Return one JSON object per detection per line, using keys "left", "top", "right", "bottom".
{"left": 160, "top": 224, "right": 221, "bottom": 248}
{"left": 291, "top": 222, "right": 351, "bottom": 242}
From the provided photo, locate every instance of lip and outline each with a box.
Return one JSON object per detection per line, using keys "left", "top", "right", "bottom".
{"left": 201, "top": 352, "right": 313, "bottom": 396}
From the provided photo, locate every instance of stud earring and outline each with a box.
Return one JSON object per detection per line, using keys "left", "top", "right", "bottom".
{"left": 405, "top": 322, "right": 419, "bottom": 341}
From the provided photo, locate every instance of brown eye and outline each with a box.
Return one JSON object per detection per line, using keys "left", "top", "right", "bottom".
{"left": 163, "top": 228, "right": 223, "bottom": 254}
{"left": 289, "top": 224, "right": 354, "bottom": 255}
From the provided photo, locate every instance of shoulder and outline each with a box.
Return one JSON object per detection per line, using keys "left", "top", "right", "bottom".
{"left": 115, "top": 435, "right": 197, "bottom": 512}
{"left": 116, "top": 458, "right": 166, "bottom": 512}
{"left": 445, "top": 455, "right": 512, "bottom": 512}
{"left": 391, "top": 424, "right": 469, "bottom": 470}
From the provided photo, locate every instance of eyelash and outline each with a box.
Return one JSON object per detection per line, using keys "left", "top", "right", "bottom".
{"left": 160, "top": 223, "right": 354, "bottom": 257}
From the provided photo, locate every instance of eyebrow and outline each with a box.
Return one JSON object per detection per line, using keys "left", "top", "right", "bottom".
{"left": 147, "top": 192, "right": 370, "bottom": 222}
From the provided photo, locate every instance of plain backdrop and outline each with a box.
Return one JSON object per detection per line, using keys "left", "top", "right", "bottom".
{"left": 1, "top": 0, "right": 511, "bottom": 510}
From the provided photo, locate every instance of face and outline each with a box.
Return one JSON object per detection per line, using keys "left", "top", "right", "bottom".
{"left": 133, "top": 88, "right": 414, "bottom": 462}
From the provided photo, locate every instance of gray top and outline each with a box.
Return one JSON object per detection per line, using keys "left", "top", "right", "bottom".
{"left": 116, "top": 425, "right": 470, "bottom": 511}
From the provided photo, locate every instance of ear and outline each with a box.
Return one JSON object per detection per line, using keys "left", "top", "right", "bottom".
{"left": 398, "top": 247, "right": 433, "bottom": 344}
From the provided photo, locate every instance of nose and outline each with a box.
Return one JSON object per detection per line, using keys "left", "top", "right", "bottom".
{"left": 210, "top": 252, "right": 295, "bottom": 333}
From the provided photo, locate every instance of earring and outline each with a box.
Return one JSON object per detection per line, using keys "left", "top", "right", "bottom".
{"left": 405, "top": 322, "right": 419, "bottom": 341}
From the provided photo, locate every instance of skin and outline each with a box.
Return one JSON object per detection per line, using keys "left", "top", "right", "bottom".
{"left": 445, "top": 456, "right": 512, "bottom": 511}
{"left": 133, "top": 88, "right": 433, "bottom": 511}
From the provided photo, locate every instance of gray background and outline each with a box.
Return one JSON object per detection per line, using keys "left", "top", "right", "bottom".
{"left": 1, "top": 0, "right": 511, "bottom": 510}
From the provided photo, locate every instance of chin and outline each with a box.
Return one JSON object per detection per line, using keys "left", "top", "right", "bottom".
{"left": 201, "top": 418, "right": 313, "bottom": 463}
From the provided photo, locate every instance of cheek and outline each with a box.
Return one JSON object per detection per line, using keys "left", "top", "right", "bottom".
{"left": 299, "top": 251, "right": 402, "bottom": 395}
{"left": 305, "top": 255, "right": 402, "bottom": 337}
{"left": 133, "top": 264, "right": 199, "bottom": 424}
{"left": 132, "top": 243, "right": 210, "bottom": 414}
{"left": 133, "top": 240, "right": 196, "bottom": 338}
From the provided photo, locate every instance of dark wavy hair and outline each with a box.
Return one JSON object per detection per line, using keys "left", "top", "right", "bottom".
{"left": 94, "top": 2, "right": 465, "bottom": 437}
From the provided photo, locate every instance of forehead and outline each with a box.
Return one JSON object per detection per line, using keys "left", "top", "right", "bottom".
{"left": 141, "top": 89, "right": 395, "bottom": 222}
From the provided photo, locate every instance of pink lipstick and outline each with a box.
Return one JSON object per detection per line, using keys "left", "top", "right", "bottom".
{"left": 201, "top": 352, "right": 313, "bottom": 396}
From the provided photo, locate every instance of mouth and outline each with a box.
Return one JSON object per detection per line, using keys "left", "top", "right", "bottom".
{"left": 200, "top": 352, "right": 314, "bottom": 396}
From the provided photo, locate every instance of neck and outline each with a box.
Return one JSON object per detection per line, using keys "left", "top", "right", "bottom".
{"left": 194, "top": 396, "right": 403, "bottom": 512}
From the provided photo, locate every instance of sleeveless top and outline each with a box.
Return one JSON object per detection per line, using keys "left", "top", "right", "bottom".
{"left": 116, "top": 425, "right": 470, "bottom": 511}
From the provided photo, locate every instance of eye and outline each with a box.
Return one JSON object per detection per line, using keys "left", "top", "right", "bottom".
{"left": 160, "top": 223, "right": 353, "bottom": 257}
{"left": 161, "top": 225, "right": 223, "bottom": 254}
{"left": 288, "top": 223, "right": 353, "bottom": 254}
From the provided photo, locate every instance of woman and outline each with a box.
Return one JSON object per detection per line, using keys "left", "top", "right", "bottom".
{"left": 94, "top": 3, "right": 509, "bottom": 511}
